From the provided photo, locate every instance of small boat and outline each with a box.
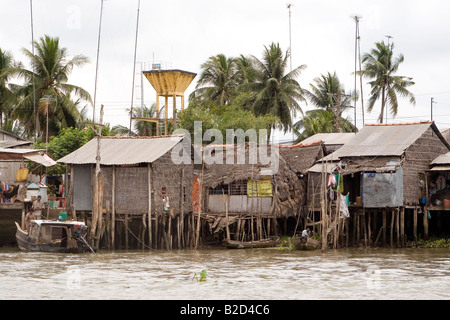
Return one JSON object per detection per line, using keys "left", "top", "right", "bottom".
{"left": 293, "top": 237, "right": 321, "bottom": 250}
{"left": 222, "top": 236, "right": 280, "bottom": 249}
{"left": 15, "top": 220, "right": 94, "bottom": 253}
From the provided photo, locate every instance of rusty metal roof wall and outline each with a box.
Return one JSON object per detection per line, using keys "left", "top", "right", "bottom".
{"left": 324, "top": 122, "right": 438, "bottom": 159}
{"left": 57, "top": 135, "right": 185, "bottom": 165}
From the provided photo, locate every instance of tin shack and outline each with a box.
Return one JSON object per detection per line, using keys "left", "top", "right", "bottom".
{"left": 58, "top": 135, "right": 194, "bottom": 250}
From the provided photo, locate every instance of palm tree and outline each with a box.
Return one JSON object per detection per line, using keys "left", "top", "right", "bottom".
{"left": 113, "top": 104, "right": 157, "bottom": 136}
{"left": 360, "top": 41, "right": 415, "bottom": 123}
{"left": 294, "top": 109, "right": 356, "bottom": 142}
{"left": 250, "top": 42, "right": 306, "bottom": 133}
{"left": 0, "top": 48, "right": 17, "bottom": 130}
{"left": 14, "top": 35, "right": 92, "bottom": 140}
{"left": 189, "top": 54, "right": 239, "bottom": 106}
{"left": 305, "top": 71, "right": 356, "bottom": 132}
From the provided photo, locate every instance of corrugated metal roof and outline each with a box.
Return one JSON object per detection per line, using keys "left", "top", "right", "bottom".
{"left": 299, "top": 132, "right": 356, "bottom": 146}
{"left": 322, "top": 122, "right": 444, "bottom": 160}
{"left": 431, "top": 152, "right": 450, "bottom": 165}
{"left": 57, "top": 135, "right": 186, "bottom": 165}
{"left": 0, "top": 148, "right": 57, "bottom": 167}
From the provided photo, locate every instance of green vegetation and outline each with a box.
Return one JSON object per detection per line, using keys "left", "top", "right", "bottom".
{"left": 0, "top": 37, "right": 415, "bottom": 153}
{"left": 192, "top": 270, "right": 207, "bottom": 282}
{"left": 414, "top": 237, "right": 450, "bottom": 248}
{"left": 359, "top": 41, "right": 415, "bottom": 123}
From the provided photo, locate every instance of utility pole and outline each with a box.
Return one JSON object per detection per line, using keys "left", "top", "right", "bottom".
{"left": 431, "top": 97, "right": 436, "bottom": 121}
{"left": 129, "top": 0, "right": 141, "bottom": 134}
{"left": 287, "top": 3, "right": 293, "bottom": 72}
{"left": 93, "top": 0, "right": 104, "bottom": 124}
{"left": 351, "top": 15, "right": 363, "bottom": 128}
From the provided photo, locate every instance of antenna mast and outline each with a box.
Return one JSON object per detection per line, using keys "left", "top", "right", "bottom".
{"left": 129, "top": 0, "right": 141, "bottom": 134}
{"left": 351, "top": 15, "right": 363, "bottom": 128}
{"left": 93, "top": 0, "right": 104, "bottom": 124}
{"left": 287, "top": 3, "right": 293, "bottom": 72}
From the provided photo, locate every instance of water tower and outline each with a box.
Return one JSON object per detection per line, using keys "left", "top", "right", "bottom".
{"left": 142, "top": 68, "right": 196, "bottom": 135}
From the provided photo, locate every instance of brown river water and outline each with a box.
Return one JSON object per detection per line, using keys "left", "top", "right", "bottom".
{"left": 1, "top": 247, "right": 449, "bottom": 300}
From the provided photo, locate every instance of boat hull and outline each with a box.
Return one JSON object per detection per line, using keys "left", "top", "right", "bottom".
{"left": 222, "top": 237, "right": 280, "bottom": 249}
{"left": 294, "top": 237, "right": 321, "bottom": 250}
{"left": 15, "top": 221, "right": 91, "bottom": 253}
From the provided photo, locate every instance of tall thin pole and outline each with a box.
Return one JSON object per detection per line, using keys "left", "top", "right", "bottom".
{"left": 129, "top": 0, "right": 141, "bottom": 133}
{"left": 287, "top": 4, "right": 293, "bottom": 72}
{"left": 93, "top": 0, "right": 104, "bottom": 124}
{"left": 352, "top": 15, "right": 362, "bottom": 128}
{"left": 431, "top": 97, "right": 435, "bottom": 121}
{"left": 357, "top": 18, "right": 364, "bottom": 126}
{"left": 30, "top": 0, "right": 37, "bottom": 141}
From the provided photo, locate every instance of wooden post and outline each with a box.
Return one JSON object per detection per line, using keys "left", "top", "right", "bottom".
{"left": 125, "top": 213, "right": 129, "bottom": 250}
{"left": 367, "top": 211, "right": 371, "bottom": 247}
{"left": 396, "top": 208, "right": 400, "bottom": 247}
{"left": 147, "top": 163, "right": 152, "bottom": 249}
{"left": 400, "top": 207, "right": 405, "bottom": 247}
{"left": 413, "top": 206, "right": 418, "bottom": 242}
{"left": 382, "top": 210, "right": 387, "bottom": 246}
{"left": 111, "top": 166, "right": 116, "bottom": 249}
{"left": 362, "top": 208, "right": 367, "bottom": 248}
{"left": 168, "top": 209, "right": 173, "bottom": 250}
{"left": 423, "top": 208, "right": 429, "bottom": 240}
{"left": 390, "top": 209, "right": 395, "bottom": 247}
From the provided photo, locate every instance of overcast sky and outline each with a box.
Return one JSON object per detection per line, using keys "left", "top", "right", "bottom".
{"left": 1, "top": 0, "right": 450, "bottom": 142}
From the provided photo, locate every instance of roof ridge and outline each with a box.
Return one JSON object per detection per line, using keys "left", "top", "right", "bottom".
{"left": 102, "top": 134, "right": 186, "bottom": 139}
{"left": 365, "top": 121, "right": 433, "bottom": 127}
{"left": 279, "top": 140, "right": 323, "bottom": 148}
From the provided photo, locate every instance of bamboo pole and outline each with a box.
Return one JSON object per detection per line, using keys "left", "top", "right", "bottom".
{"left": 400, "top": 207, "right": 405, "bottom": 247}
{"left": 382, "top": 210, "right": 387, "bottom": 246}
{"left": 147, "top": 163, "right": 152, "bottom": 249}
{"left": 396, "top": 208, "right": 400, "bottom": 246}
{"left": 423, "top": 208, "right": 429, "bottom": 240}
{"left": 390, "top": 209, "right": 395, "bottom": 247}
{"left": 413, "top": 206, "right": 418, "bottom": 242}
{"left": 112, "top": 165, "right": 116, "bottom": 249}
{"left": 195, "top": 160, "right": 204, "bottom": 249}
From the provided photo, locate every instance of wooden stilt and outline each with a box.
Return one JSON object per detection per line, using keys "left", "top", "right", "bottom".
{"left": 112, "top": 165, "right": 116, "bottom": 249}
{"left": 362, "top": 209, "right": 367, "bottom": 248}
{"left": 147, "top": 163, "right": 152, "bottom": 249}
{"left": 382, "top": 210, "right": 387, "bottom": 246}
{"left": 400, "top": 207, "right": 405, "bottom": 247}
{"left": 413, "top": 206, "right": 418, "bottom": 242}
{"left": 396, "top": 208, "right": 400, "bottom": 247}
{"left": 423, "top": 208, "right": 429, "bottom": 240}
{"left": 390, "top": 209, "right": 395, "bottom": 247}
{"left": 125, "top": 213, "right": 129, "bottom": 250}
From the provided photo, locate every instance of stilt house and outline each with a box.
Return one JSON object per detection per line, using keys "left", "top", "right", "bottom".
{"left": 58, "top": 135, "right": 194, "bottom": 249}
{"left": 308, "top": 121, "right": 450, "bottom": 247}
{"left": 198, "top": 143, "right": 314, "bottom": 240}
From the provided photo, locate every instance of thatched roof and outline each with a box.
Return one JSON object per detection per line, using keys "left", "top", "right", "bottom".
{"left": 200, "top": 144, "right": 284, "bottom": 188}
{"left": 279, "top": 141, "right": 324, "bottom": 175}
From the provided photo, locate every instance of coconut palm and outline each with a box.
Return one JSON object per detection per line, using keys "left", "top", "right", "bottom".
{"left": 13, "top": 35, "right": 92, "bottom": 140}
{"left": 250, "top": 42, "right": 306, "bottom": 133}
{"left": 305, "top": 71, "right": 356, "bottom": 132}
{"left": 360, "top": 41, "right": 415, "bottom": 123}
{"left": 294, "top": 109, "right": 356, "bottom": 142}
{"left": 189, "top": 54, "right": 239, "bottom": 106}
{"left": 113, "top": 104, "right": 157, "bottom": 136}
{"left": 0, "top": 48, "right": 17, "bottom": 130}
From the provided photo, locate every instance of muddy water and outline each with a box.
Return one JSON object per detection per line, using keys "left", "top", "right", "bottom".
{"left": 1, "top": 247, "right": 449, "bottom": 300}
